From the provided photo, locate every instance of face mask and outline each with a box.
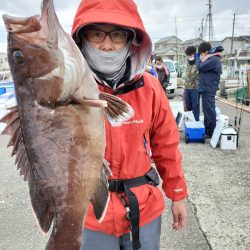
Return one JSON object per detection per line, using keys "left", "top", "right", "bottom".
{"left": 82, "top": 40, "right": 130, "bottom": 75}
{"left": 188, "top": 56, "right": 195, "bottom": 61}
{"left": 156, "top": 64, "right": 163, "bottom": 69}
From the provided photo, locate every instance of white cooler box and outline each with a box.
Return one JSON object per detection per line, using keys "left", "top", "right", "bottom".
{"left": 219, "top": 127, "right": 238, "bottom": 150}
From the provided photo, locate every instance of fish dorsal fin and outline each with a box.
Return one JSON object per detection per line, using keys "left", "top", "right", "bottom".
{"left": 1, "top": 109, "right": 54, "bottom": 231}
{"left": 41, "top": 0, "right": 58, "bottom": 48}
{"left": 0, "top": 107, "right": 31, "bottom": 181}
{"left": 99, "top": 93, "right": 134, "bottom": 127}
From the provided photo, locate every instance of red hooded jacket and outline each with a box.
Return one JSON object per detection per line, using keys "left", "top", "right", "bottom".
{"left": 72, "top": 0, "right": 188, "bottom": 237}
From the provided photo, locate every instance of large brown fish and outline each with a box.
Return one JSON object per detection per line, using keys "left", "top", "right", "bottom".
{"left": 1, "top": 0, "right": 133, "bottom": 249}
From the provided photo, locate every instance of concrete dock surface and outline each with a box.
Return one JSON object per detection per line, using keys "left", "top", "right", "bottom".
{"left": 0, "top": 99, "right": 249, "bottom": 250}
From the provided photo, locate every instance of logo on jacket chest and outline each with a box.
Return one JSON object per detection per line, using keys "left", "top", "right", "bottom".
{"left": 123, "top": 119, "right": 144, "bottom": 125}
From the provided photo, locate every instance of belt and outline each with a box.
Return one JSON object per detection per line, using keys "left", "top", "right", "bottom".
{"left": 108, "top": 168, "right": 159, "bottom": 250}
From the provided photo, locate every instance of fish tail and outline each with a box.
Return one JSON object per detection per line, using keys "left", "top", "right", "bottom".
{"left": 99, "top": 93, "right": 134, "bottom": 127}
{"left": 91, "top": 160, "right": 112, "bottom": 223}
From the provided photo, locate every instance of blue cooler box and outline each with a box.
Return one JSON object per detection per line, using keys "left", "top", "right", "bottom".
{"left": 0, "top": 87, "right": 6, "bottom": 95}
{"left": 0, "top": 81, "right": 15, "bottom": 94}
{"left": 184, "top": 121, "right": 205, "bottom": 143}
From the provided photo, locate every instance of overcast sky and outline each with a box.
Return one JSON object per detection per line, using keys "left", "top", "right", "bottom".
{"left": 0, "top": 0, "right": 249, "bottom": 52}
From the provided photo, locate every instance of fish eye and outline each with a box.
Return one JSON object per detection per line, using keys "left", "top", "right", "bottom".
{"left": 13, "top": 50, "right": 25, "bottom": 64}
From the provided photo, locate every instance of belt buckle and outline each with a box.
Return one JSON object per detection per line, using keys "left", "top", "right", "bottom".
{"left": 109, "top": 179, "right": 120, "bottom": 192}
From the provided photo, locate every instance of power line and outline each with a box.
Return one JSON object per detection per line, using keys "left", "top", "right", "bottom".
{"left": 142, "top": 17, "right": 250, "bottom": 25}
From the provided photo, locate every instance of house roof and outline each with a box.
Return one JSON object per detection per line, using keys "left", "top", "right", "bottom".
{"left": 241, "top": 36, "right": 250, "bottom": 42}
{"left": 181, "top": 38, "right": 205, "bottom": 45}
{"left": 155, "top": 36, "right": 182, "bottom": 44}
{"left": 222, "top": 36, "right": 250, "bottom": 42}
{"left": 154, "top": 46, "right": 177, "bottom": 54}
{"left": 210, "top": 41, "right": 223, "bottom": 47}
{"left": 181, "top": 39, "right": 222, "bottom": 49}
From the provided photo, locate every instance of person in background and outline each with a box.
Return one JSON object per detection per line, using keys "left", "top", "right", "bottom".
{"left": 72, "top": 0, "right": 188, "bottom": 249}
{"left": 195, "top": 42, "right": 223, "bottom": 137}
{"left": 154, "top": 56, "right": 170, "bottom": 92}
{"left": 145, "top": 55, "right": 157, "bottom": 77}
{"left": 183, "top": 46, "right": 200, "bottom": 121}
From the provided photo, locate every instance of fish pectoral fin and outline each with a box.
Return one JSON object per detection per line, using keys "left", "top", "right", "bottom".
{"left": 71, "top": 95, "right": 107, "bottom": 108}
{"left": 29, "top": 172, "right": 54, "bottom": 233}
{"left": 91, "top": 160, "right": 112, "bottom": 223}
{"left": 99, "top": 93, "right": 134, "bottom": 127}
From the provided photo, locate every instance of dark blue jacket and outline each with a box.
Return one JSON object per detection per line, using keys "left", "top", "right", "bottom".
{"left": 196, "top": 55, "right": 222, "bottom": 95}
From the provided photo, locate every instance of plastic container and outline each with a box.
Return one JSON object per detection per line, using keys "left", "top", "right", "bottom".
{"left": 219, "top": 127, "right": 238, "bottom": 150}
{"left": 216, "top": 114, "right": 229, "bottom": 126}
{"left": 0, "top": 87, "right": 6, "bottom": 95}
{"left": 0, "top": 92, "right": 15, "bottom": 104}
{"left": 0, "top": 82, "right": 14, "bottom": 93}
{"left": 184, "top": 121, "right": 205, "bottom": 143}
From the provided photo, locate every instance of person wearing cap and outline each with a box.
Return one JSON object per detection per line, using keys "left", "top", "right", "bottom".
{"left": 72, "top": 1, "right": 188, "bottom": 249}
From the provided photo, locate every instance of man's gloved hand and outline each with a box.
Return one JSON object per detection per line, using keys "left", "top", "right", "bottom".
{"left": 194, "top": 53, "right": 200, "bottom": 60}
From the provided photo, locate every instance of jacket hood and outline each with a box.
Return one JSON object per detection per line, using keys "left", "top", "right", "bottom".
{"left": 71, "top": 0, "right": 152, "bottom": 83}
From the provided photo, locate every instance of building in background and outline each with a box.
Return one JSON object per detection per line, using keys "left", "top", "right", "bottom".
{"left": 154, "top": 36, "right": 185, "bottom": 62}
{"left": 210, "top": 41, "right": 223, "bottom": 48}
{"left": 0, "top": 52, "right": 9, "bottom": 72}
{"left": 181, "top": 38, "right": 205, "bottom": 51}
{"left": 181, "top": 38, "right": 222, "bottom": 53}
{"left": 222, "top": 36, "right": 250, "bottom": 56}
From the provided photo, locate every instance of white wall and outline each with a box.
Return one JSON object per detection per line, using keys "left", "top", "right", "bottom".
{"left": 222, "top": 38, "right": 248, "bottom": 55}
{"left": 0, "top": 53, "right": 9, "bottom": 71}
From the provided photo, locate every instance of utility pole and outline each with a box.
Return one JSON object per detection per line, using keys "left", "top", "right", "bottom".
{"left": 231, "top": 13, "right": 236, "bottom": 56}
{"left": 207, "top": 0, "right": 213, "bottom": 42}
{"left": 199, "top": 18, "right": 204, "bottom": 39}
{"left": 175, "top": 16, "right": 178, "bottom": 63}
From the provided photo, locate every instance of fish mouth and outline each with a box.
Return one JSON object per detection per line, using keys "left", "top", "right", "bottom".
{"left": 3, "top": 0, "right": 59, "bottom": 48}
{"left": 2, "top": 14, "right": 41, "bottom": 34}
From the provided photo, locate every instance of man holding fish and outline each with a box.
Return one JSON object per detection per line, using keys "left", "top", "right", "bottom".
{"left": 72, "top": 0, "right": 188, "bottom": 249}
{"left": 2, "top": 0, "right": 187, "bottom": 248}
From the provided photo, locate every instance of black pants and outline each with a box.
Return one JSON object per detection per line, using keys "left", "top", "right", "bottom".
{"left": 200, "top": 92, "right": 216, "bottom": 136}
{"left": 184, "top": 88, "right": 200, "bottom": 121}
